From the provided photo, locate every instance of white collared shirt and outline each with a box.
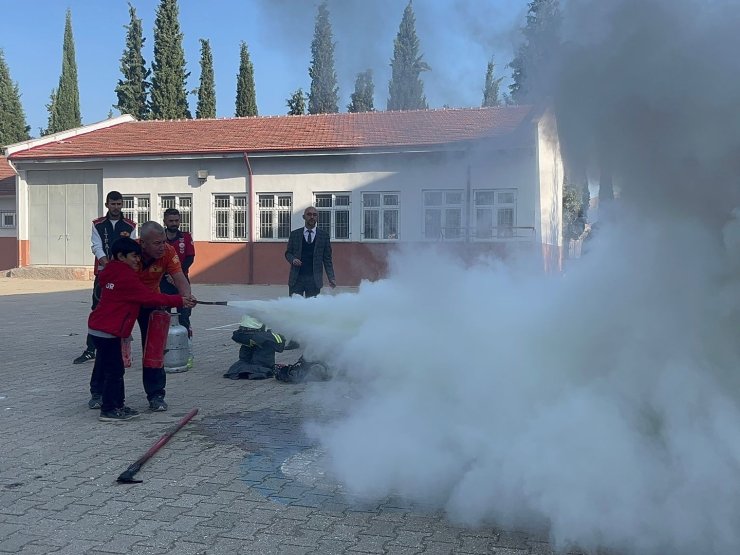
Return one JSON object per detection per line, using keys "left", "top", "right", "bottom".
{"left": 303, "top": 227, "right": 317, "bottom": 243}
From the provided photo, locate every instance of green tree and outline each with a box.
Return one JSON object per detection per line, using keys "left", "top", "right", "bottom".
{"left": 508, "top": 0, "right": 561, "bottom": 103}
{"left": 235, "top": 41, "right": 257, "bottom": 117}
{"left": 286, "top": 88, "right": 306, "bottom": 115}
{"left": 347, "top": 70, "right": 375, "bottom": 113}
{"left": 0, "top": 50, "right": 30, "bottom": 145}
{"left": 150, "top": 0, "right": 191, "bottom": 119}
{"left": 482, "top": 58, "right": 503, "bottom": 107}
{"left": 45, "top": 9, "right": 81, "bottom": 134}
{"left": 562, "top": 184, "right": 586, "bottom": 240}
{"left": 195, "top": 39, "right": 216, "bottom": 119}
{"left": 114, "top": 3, "right": 150, "bottom": 120}
{"left": 308, "top": 1, "right": 339, "bottom": 114}
{"left": 387, "top": 1, "right": 429, "bottom": 111}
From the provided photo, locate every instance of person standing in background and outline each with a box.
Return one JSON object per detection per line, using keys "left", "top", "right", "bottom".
{"left": 74, "top": 191, "right": 137, "bottom": 369}
{"left": 285, "top": 206, "right": 336, "bottom": 297}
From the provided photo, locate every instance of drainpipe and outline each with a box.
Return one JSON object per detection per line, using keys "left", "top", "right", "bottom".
{"left": 243, "top": 152, "right": 254, "bottom": 285}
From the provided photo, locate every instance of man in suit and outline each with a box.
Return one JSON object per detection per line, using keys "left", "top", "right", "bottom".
{"left": 285, "top": 206, "right": 336, "bottom": 297}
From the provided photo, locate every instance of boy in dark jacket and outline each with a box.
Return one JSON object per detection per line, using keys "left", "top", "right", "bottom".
{"left": 88, "top": 238, "right": 196, "bottom": 422}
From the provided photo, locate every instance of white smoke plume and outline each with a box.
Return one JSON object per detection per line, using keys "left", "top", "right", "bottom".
{"left": 233, "top": 0, "right": 740, "bottom": 553}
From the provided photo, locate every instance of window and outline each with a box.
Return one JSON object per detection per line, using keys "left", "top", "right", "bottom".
{"left": 212, "top": 194, "right": 248, "bottom": 240}
{"left": 315, "top": 193, "right": 350, "bottom": 240}
{"left": 423, "top": 190, "right": 464, "bottom": 240}
{"left": 363, "top": 193, "right": 399, "bottom": 240}
{"left": 0, "top": 211, "right": 16, "bottom": 228}
{"left": 257, "top": 194, "right": 292, "bottom": 239}
{"left": 160, "top": 195, "right": 192, "bottom": 233}
{"left": 474, "top": 189, "right": 517, "bottom": 239}
{"left": 122, "top": 195, "right": 150, "bottom": 227}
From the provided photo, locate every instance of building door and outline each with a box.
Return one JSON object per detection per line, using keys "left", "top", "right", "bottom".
{"left": 27, "top": 169, "right": 101, "bottom": 266}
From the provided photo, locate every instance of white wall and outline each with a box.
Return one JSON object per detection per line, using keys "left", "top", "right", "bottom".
{"left": 536, "top": 111, "right": 564, "bottom": 247}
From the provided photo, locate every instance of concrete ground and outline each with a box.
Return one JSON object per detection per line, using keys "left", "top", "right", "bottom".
{"left": 0, "top": 278, "right": 559, "bottom": 555}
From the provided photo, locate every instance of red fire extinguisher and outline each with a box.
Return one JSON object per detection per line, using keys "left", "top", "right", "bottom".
{"left": 143, "top": 309, "right": 171, "bottom": 368}
{"left": 122, "top": 336, "right": 133, "bottom": 368}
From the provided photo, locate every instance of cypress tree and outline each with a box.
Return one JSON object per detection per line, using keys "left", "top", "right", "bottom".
{"left": 508, "top": 0, "right": 561, "bottom": 103}
{"left": 308, "top": 1, "right": 339, "bottom": 114}
{"left": 286, "top": 88, "right": 306, "bottom": 115}
{"left": 115, "top": 3, "right": 150, "bottom": 120}
{"left": 45, "top": 9, "right": 81, "bottom": 134}
{"left": 235, "top": 41, "right": 257, "bottom": 117}
{"left": 387, "top": 1, "right": 429, "bottom": 111}
{"left": 150, "top": 0, "right": 191, "bottom": 119}
{"left": 195, "top": 39, "right": 216, "bottom": 119}
{"left": 482, "top": 58, "right": 503, "bottom": 107}
{"left": 347, "top": 70, "right": 375, "bottom": 113}
{"left": 0, "top": 50, "right": 30, "bottom": 145}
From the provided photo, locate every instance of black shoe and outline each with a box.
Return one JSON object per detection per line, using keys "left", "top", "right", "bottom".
{"left": 73, "top": 350, "right": 95, "bottom": 364}
{"left": 148, "top": 397, "right": 168, "bottom": 412}
{"left": 99, "top": 407, "right": 140, "bottom": 422}
{"left": 87, "top": 394, "right": 102, "bottom": 409}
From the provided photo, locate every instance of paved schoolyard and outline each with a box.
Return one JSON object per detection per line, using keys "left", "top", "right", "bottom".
{"left": 0, "top": 278, "right": 556, "bottom": 555}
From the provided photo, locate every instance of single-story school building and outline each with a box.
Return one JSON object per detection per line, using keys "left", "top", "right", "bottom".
{"left": 2, "top": 105, "right": 564, "bottom": 284}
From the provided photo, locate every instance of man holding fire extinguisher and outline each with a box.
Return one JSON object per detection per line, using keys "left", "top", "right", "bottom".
{"left": 136, "top": 221, "right": 194, "bottom": 411}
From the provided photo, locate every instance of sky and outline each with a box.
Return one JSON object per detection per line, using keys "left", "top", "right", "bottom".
{"left": 0, "top": 0, "right": 526, "bottom": 138}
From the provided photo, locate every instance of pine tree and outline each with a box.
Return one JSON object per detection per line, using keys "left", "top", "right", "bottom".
{"left": 508, "top": 0, "right": 561, "bottom": 103}
{"left": 235, "top": 42, "right": 257, "bottom": 117}
{"left": 286, "top": 88, "right": 306, "bottom": 115}
{"left": 387, "top": 1, "right": 429, "bottom": 111}
{"left": 115, "top": 3, "right": 150, "bottom": 120}
{"left": 45, "top": 9, "right": 81, "bottom": 134}
{"left": 0, "top": 50, "right": 30, "bottom": 145}
{"left": 482, "top": 58, "right": 503, "bottom": 107}
{"left": 347, "top": 70, "right": 375, "bottom": 113}
{"left": 195, "top": 39, "right": 216, "bottom": 119}
{"left": 150, "top": 0, "right": 191, "bottom": 119}
{"left": 308, "top": 1, "right": 339, "bottom": 114}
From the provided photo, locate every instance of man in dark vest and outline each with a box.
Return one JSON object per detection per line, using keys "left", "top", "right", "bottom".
{"left": 285, "top": 206, "right": 336, "bottom": 297}
{"left": 74, "top": 191, "right": 137, "bottom": 369}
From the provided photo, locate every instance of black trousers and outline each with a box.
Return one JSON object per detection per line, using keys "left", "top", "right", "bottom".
{"left": 84, "top": 278, "right": 102, "bottom": 352}
{"left": 90, "top": 336, "right": 125, "bottom": 411}
{"left": 289, "top": 274, "right": 320, "bottom": 298}
{"left": 138, "top": 307, "right": 167, "bottom": 401}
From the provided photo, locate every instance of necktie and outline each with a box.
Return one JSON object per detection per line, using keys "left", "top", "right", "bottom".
{"left": 307, "top": 229, "right": 313, "bottom": 243}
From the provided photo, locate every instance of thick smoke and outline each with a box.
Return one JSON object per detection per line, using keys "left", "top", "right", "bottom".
{"left": 236, "top": 1, "right": 740, "bottom": 553}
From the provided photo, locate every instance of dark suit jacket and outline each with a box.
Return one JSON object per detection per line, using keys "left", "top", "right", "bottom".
{"left": 285, "top": 227, "right": 336, "bottom": 289}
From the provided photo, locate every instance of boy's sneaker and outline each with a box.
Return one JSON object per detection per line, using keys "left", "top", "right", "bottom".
{"left": 87, "top": 394, "right": 102, "bottom": 409}
{"left": 149, "top": 397, "right": 168, "bottom": 412}
{"left": 99, "top": 407, "right": 140, "bottom": 422}
{"left": 73, "top": 350, "right": 95, "bottom": 364}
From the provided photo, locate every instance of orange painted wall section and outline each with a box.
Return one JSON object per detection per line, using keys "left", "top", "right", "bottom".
{"left": 189, "top": 242, "right": 250, "bottom": 284}
{"left": 187, "top": 241, "right": 532, "bottom": 286}
{"left": 0, "top": 237, "right": 18, "bottom": 271}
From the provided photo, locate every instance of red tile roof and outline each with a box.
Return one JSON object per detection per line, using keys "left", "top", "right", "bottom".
{"left": 0, "top": 156, "right": 15, "bottom": 196}
{"left": 9, "top": 106, "right": 536, "bottom": 161}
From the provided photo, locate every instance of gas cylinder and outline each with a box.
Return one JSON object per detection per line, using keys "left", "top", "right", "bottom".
{"left": 164, "top": 310, "right": 190, "bottom": 373}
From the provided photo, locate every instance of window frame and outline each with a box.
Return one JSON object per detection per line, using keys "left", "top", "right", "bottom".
{"left": 362, "top": 192, "right": 400, "bottom": 241}
{"left": 159, "top": 194, "right": 193, "bottom": 234}
{"left": 121, "top": 195, "right": 151, "bottom": 228}
{"left": 422, "top": 189, "right": 465, "bottom": 241}
{"left": 211, "top": 193, "right": 249, "bottom": 242}
{"left": 256, "top": 193, "right": 293, "bottom": 241}
{"left": 314, "top": 192, "right": 351, "bottom": 241}
{"left": 0, "top": 210, "right": 16, "bottom": 229}
{"left": 472, "top": 188, "right": 518, "bottom": 240}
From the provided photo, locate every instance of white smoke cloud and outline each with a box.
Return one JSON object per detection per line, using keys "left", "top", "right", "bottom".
{"left": 233, "top": 0, "right": 740, "bottom": 553}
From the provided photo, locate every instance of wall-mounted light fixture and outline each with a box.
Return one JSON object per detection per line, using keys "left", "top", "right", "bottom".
{"left": 196, "top": 169, "right": 209, "bottom": 184}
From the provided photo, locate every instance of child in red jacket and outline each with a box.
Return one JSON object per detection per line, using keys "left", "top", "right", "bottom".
{"left": 88, "top": 238, "right": 196, "bottom": 422}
